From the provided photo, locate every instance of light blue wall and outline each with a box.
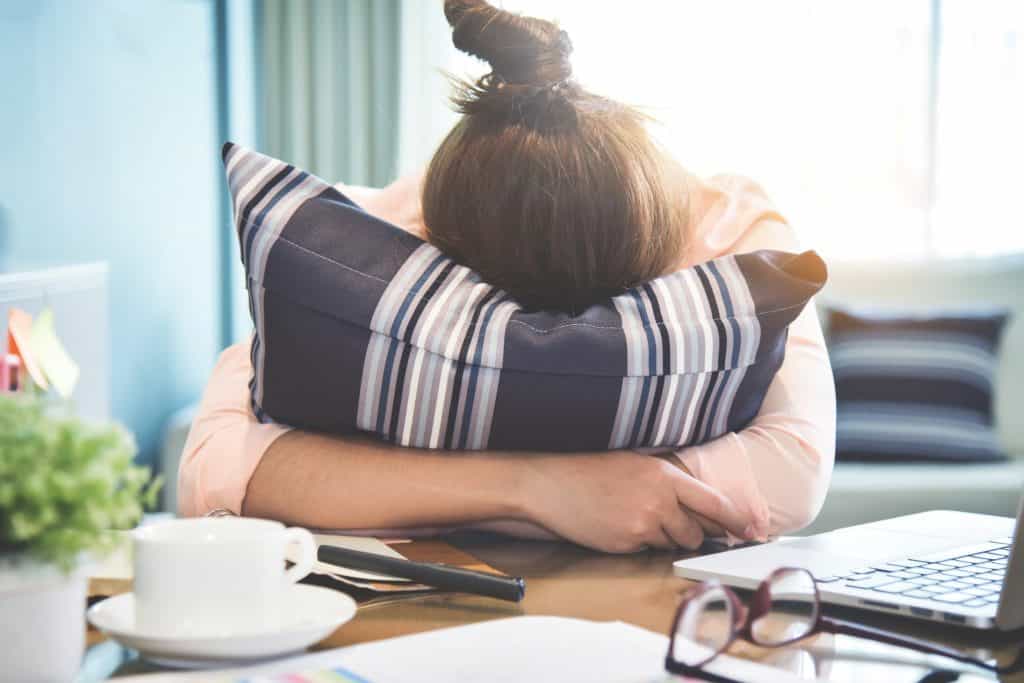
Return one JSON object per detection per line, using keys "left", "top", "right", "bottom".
{"left": 0, "top": 0, "right": 225, "bottom": 465}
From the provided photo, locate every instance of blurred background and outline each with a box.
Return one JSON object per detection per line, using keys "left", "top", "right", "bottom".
{"left": 2, "top": 1, "right": 1022, "bottom": 525}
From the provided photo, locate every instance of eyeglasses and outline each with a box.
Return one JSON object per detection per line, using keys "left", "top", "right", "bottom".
{"left": 665, "top": 567, "right": 1023, "bottom": 682}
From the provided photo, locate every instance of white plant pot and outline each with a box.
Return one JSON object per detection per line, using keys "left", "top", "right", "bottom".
{"left": 0, "top": 556, "right": 88, "bottom": 683}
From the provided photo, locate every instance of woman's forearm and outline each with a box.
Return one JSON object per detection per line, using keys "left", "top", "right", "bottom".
{"left": 242, "top": 429, "right": 757, "bottom": 551}
{"left": 242, "top": 430, "right": 529, "bottom": 529}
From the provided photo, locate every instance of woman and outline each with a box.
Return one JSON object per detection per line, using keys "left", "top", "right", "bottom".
{"left": 179, "top": 0, "right": 835, "bottom": 552}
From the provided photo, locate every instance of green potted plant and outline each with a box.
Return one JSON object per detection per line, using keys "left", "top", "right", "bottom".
{"left": 0, "top": 393, "right": 158, "bottom": 682}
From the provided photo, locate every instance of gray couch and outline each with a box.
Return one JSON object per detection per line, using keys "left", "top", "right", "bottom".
{"left": 803, "top": 256, "right": 1024, "bottom": 533}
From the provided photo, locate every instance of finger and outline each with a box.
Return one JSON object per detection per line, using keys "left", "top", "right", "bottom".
{"left": 643, "top": 524, "right": 677, "bottom": 551}
{"left": 671, "top": 471, "right": 757, "bottom": 540}
{"left": 690, "top": 511, "right": 727, "bottom": 538}
{"left": 660, "top": 509, "right": 705, "bottom": 550}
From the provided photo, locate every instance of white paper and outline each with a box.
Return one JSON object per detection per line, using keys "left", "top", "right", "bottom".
{"left": 115, "top": 616, "right": 825, "bottom": 682}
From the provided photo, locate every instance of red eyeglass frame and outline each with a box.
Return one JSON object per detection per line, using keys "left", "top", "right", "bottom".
{"left": 665, "top": 567, "right": 1023, "bottom": 682}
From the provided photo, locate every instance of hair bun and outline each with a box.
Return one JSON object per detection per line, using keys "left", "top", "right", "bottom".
{"left": 444, "top": 0, "right": 572, "bottom": 86}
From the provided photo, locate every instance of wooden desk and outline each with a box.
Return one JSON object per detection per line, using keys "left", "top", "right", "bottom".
{"left": 90, "top": 533, "right": 1022, "bottom": 681}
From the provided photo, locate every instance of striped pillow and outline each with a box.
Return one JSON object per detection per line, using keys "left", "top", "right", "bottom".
{"left": 829, "top": 308, "right": 1009, "bottom": 462}
{"left": 223, "top": 143, "right": 826, "bottom": 451}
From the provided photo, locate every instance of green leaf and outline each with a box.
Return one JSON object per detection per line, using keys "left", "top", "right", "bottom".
{"left": 0, "top": 393, "right": 153, "bottom": 572}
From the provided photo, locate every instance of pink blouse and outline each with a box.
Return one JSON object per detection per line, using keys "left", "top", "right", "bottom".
{"left": 178, "top": 174, "right": 836, "bottom": 535}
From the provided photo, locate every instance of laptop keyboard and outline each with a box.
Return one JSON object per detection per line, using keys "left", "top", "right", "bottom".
{"left": 816, "top": 537, "right": 1013, "bottom": 609}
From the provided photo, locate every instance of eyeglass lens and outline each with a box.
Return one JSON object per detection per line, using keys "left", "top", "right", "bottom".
{"left": 751, "top": 569, "right": 818, "bottom": 646}
{"left": 673, "top": 586, "right": 735, "bottom": 667}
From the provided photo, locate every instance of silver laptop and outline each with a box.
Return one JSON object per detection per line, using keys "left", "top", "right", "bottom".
{"left": 674, "top": 500, "right": 1024, "bottom": 630}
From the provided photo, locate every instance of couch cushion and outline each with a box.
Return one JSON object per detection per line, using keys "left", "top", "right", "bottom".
{"left": 829, "top": 307, "right": 1009, "bottom": 463}
{"left": 819, "top": 259, "right": 1024, "bottom": 457}
{"left": 222, "top": 142, "right": 826, "bottom": 451}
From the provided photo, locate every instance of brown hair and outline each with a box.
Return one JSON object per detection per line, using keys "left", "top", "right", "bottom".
{"left": 423, "top": 0, "right": 689, "bottom": 313}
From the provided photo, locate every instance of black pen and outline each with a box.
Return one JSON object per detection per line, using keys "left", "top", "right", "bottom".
{"left": 317, "top": 544, "right": 526, "bottom": 603}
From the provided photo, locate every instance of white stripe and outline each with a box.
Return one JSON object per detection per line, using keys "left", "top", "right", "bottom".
{"left": 370, "top": 244, "right": 438, "bottom": 331}
{"left": 413, "top": 351, "right": 443, "bottom": 447}
{"left": 652, "top": 277, "right": 684, "bottom": 375}
{"left": 608, "top": 377, "right": 636, "bottom": 448}
{"left": 652, "top": 374, "right": 680, "bottom": 445}
{"left": 226, "top": 151, "right": 260, "bottom": 195}
{"left": 428, "top": 283, "right": 488, "bottom": 448}
{"left": 399, "top": 268, "right": 470, "bottom": 445}
{"left": 454, "top": 293, "right": 507, "bottom": 445}
{"left": 235, "top": 158, "right": 286, "bottom": 223}
{"left": 682, "top": 271, "right": 716, "bottom": 371}
{"left": 224, "top": 145, "right": 248, "bottom": 177}
{"left": 703, "top": 265, "right": 735, "bottom": 370}
{"left": 667, "top": 373, "right": 697, "bottom": 445}
{"left": 647, "top": 276, "right": 688, "bottom": 444}
{"left": 679, "top": 371, "right": 709, "bottom": 445}
{"left": 251, "top": 174, "right": 324, "bottom": 283}
{"left": 469, "top": 301, "right": 517, "bottom": 448}
{"left": 357, "top": 334, "right": 389, "bottom": 430}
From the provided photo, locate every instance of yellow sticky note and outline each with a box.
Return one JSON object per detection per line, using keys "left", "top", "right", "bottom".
{"left": 8, "top": 308, "right": 48, "bottom": 390}
{"left": 29, "top": 308, "right": 80, "bottom": 399}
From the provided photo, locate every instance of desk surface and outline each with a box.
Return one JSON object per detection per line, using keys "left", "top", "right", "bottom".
{"left": 93, "top": 533, "right": 1021, "bottom": 681}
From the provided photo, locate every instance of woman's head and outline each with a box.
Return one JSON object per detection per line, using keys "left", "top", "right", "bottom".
{"left": 423, "top": 0, "right": 689, "bottom": 312}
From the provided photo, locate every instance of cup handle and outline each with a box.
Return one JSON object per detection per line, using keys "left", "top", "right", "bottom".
{"left": 283, "top": 527, "right": 316, "bottom": 584}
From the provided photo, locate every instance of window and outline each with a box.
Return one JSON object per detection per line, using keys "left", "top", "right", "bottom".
{"left": 488, "top": 1, "right": 1024, "bottom": 261}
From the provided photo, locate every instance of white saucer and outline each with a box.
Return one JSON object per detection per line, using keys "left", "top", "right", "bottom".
{"left": 87, "top": 584, "right": 357, "bottom": 668}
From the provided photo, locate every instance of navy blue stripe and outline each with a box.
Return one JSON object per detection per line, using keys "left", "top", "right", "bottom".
{"left": 640, "top": 284, "right": 670, "bottom": 444}
{"left": 400, "top": 261, "right": 456, "bottom": 343}
{"left": 642, "top": 376, "right": 666, "bottom": 445}
{"left": 701, "top": 262, "right": 740, "bottom": 439}
{"left": 385, "top": 343, "right": 414, "bottom": 441}
{"left": 237, "top": 164, "right": 293, "bottom": 266}
{"left": 375, "top": 253, "right": 448, "bottom": 435}
{"left": 693, "top": 370, "right": 722, "bottom": 442}
{"left": 694, "top": 265, "right": 728, "bottom": 368}
{"left": 702, "top": 371, "right": 729, "bottom": 442}
{"left": 389, "top": 253, "right": 448, "bottom": 339}
{"left": 444, "top": 288, "right": 500, "bottom": 449}
{"left": 692, "top": 265, "right": 729, "bottom": 442}
{"left": 628, "top": 377, "right": 653, "bottom": 448}
{"left": 457, "top": 293, "right": 505, "bottom": 449}
{"left": 243, "top": 170, "right": 309, "bottom": 268}
{"left": 627, "top": 289, "right": 658, "bottom": 447}
{"left": 387, "top": 261, "right": 457, "bottom": 440}
{"left": 706, "top": 260, "right": 742, "bottom": 368}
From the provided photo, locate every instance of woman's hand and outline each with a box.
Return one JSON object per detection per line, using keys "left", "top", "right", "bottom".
{"left": 518, "top": 451, "right": 759, "bottom": 554}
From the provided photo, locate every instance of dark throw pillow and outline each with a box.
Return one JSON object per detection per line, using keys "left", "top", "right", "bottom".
{"left": 828, "top": 307, "right": 1009, "bottom": 463}
{"left": 223, "top": 142, "right": 827, "bottom": 451}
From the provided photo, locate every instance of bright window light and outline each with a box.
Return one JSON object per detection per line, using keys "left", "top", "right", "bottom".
{"left": 497, "top": 1, "right": 1024, "bottom": 261}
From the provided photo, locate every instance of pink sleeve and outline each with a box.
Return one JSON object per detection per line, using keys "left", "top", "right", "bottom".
{"left": 674, "top": 176, "right": 836, "bottom": 536}
{"left": 675, "top": 303, "right": 836, "bottom": 536}
{"left": 177, "top": 343, "right": 291, "bottom": 517}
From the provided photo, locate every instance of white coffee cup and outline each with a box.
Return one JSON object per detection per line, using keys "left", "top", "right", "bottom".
{"left": 132, "top": 517, "right": 315, "bottom": 635}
